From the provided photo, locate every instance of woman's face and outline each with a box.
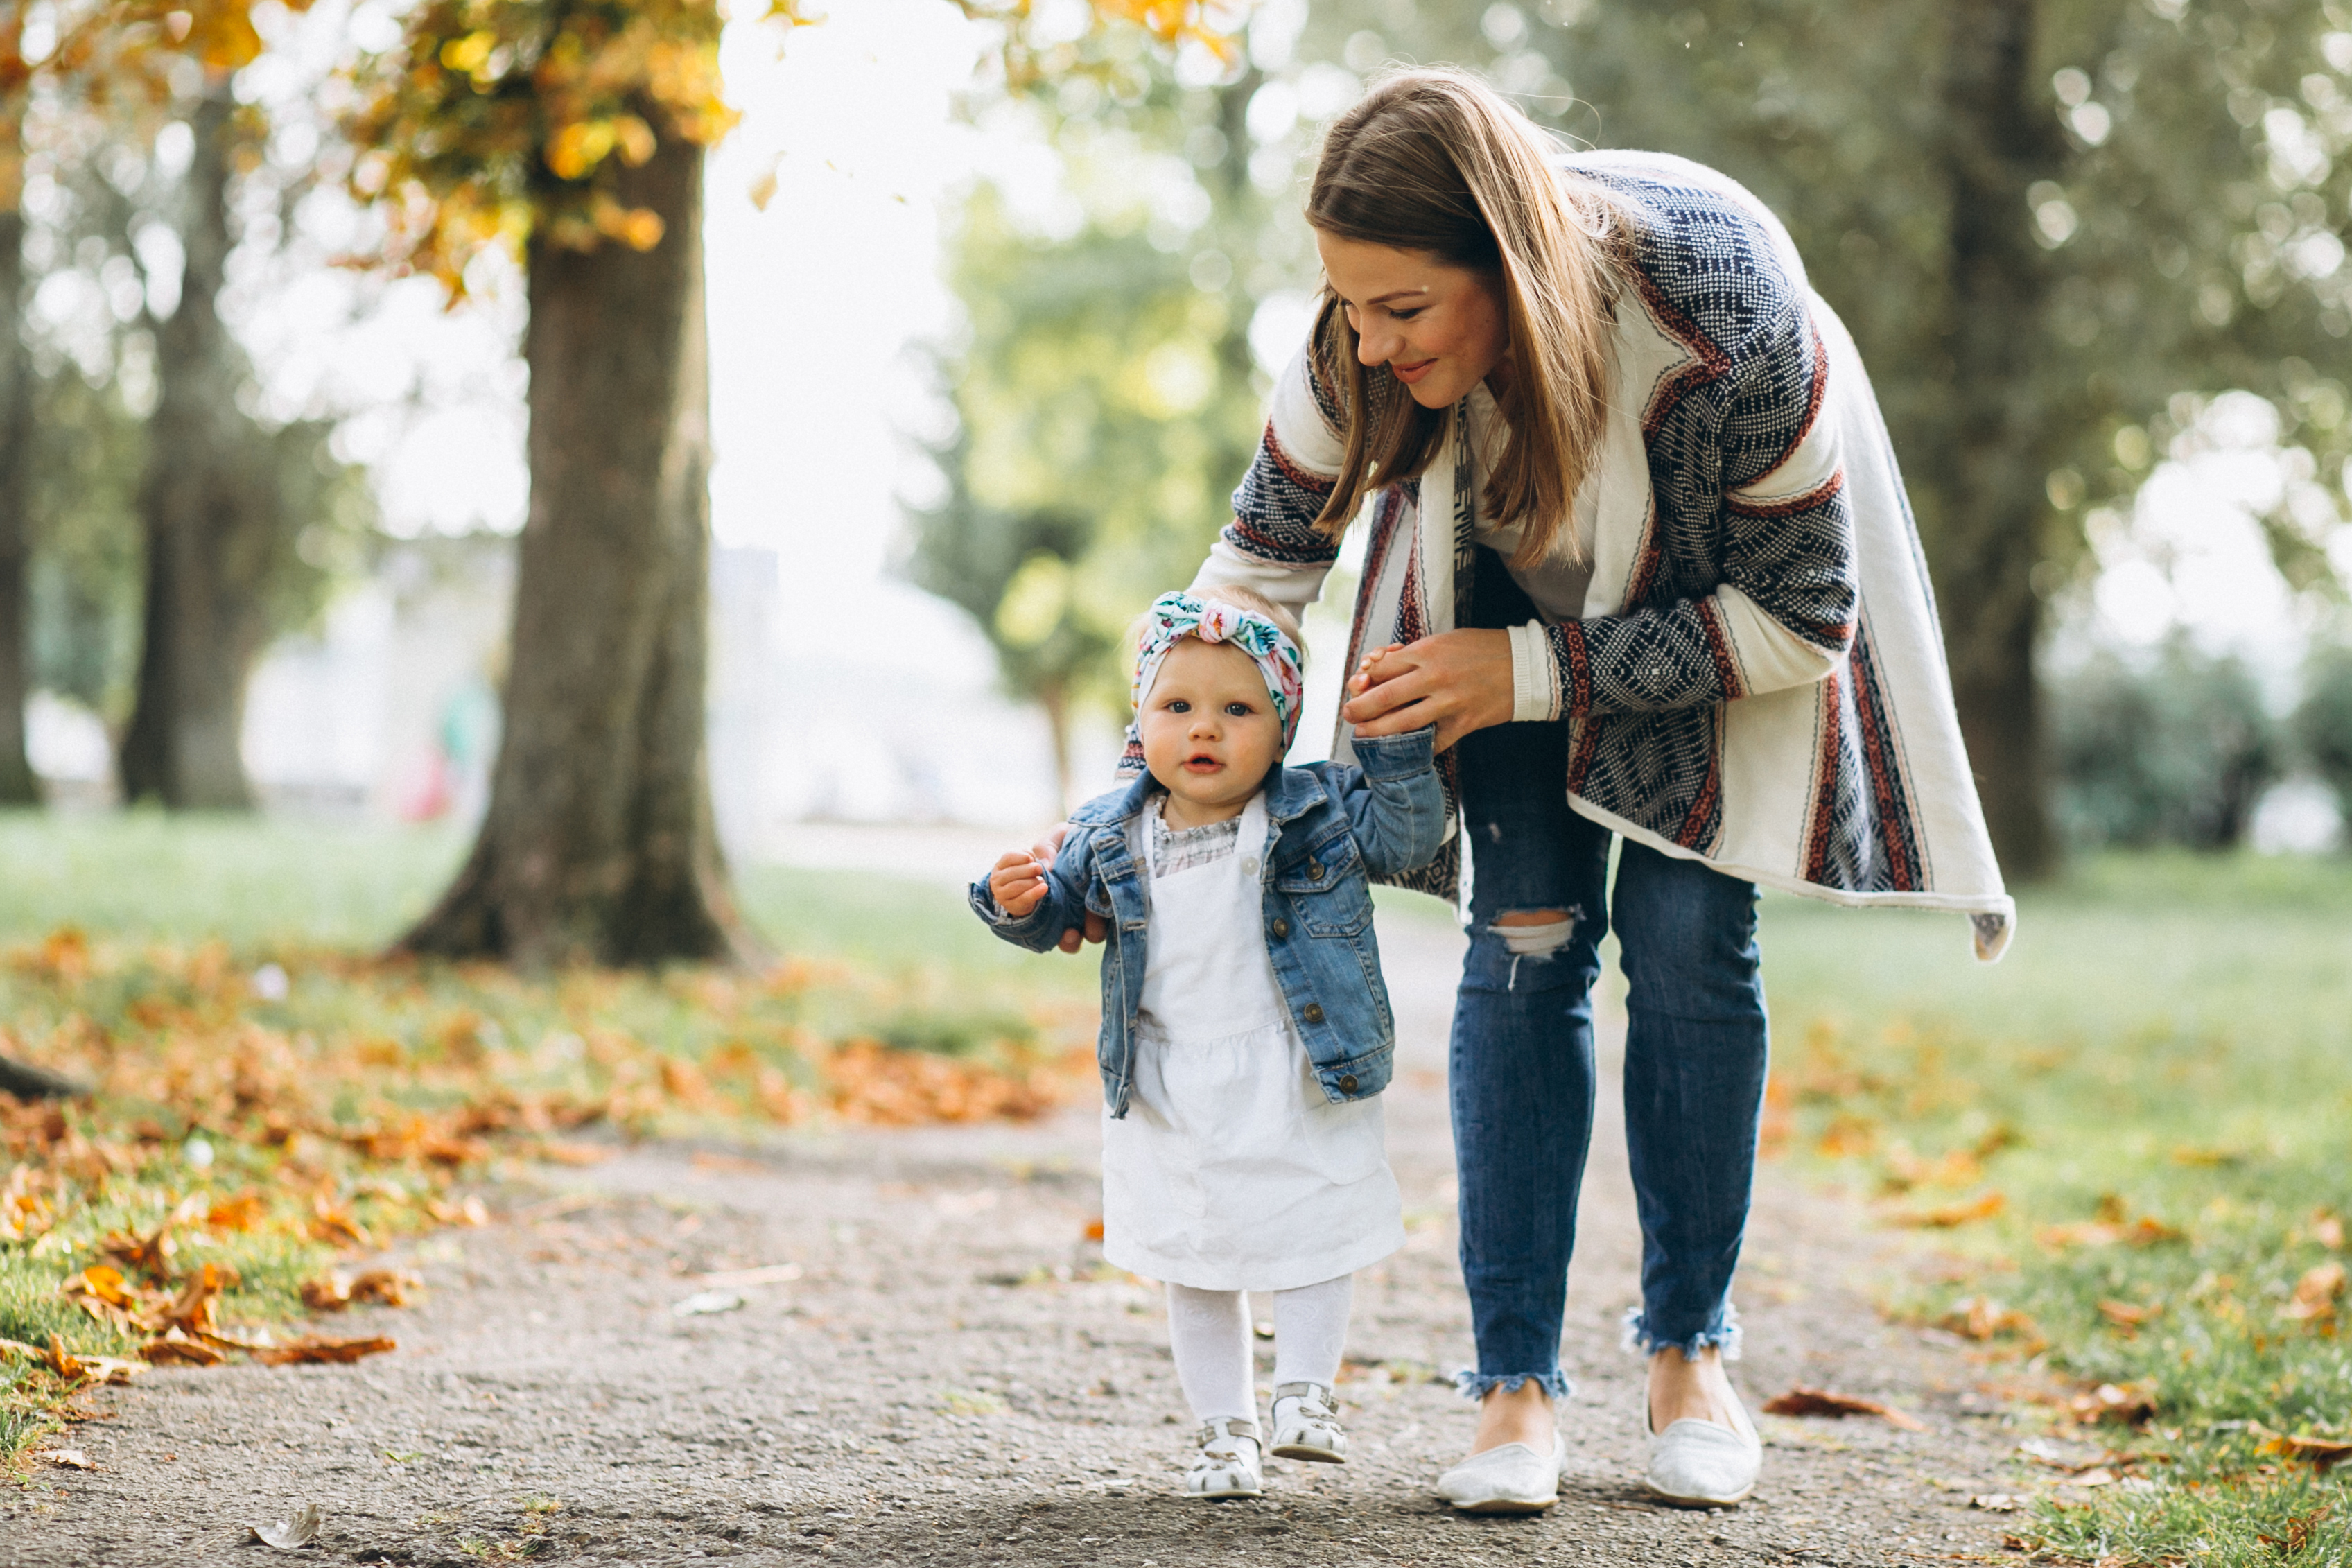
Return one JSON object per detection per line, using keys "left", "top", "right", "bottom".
{"left": 1315, "top": 231, "right": 1510, "bottom": 409}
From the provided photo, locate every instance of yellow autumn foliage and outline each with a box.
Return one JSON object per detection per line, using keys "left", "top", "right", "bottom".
{"left": 340, "top": 0, "right": 1238, "bottom": 298}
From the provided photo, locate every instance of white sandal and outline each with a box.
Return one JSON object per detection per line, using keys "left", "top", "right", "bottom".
{"left": 1185, "top": 1416, "right": 1264, "bottom": 1499}
{"left": 1269, "top": 1381, "right": 1347, "bottom": 1463}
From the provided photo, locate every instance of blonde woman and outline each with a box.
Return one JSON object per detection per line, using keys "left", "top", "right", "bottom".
{"left": 1054, "top": 69, "right": 2012, "bottom": 1509}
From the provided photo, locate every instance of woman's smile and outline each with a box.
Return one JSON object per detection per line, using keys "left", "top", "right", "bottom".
{"left": 1391, "top": 357, "right": 1438, "bottom": 385}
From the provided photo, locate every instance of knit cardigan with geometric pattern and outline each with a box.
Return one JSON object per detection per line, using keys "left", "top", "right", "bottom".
{"left": 1186, "top": 150, "right": 2016, "bottom": 961}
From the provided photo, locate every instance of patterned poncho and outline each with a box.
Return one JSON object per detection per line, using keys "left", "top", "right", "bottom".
{"left": 1194, "top": 150, "right": 2015, "bottom": 960}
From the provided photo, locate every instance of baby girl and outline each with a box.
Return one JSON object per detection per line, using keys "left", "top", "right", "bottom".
{"left": 970, "top": 585, "right": 1445, "bottom": 1498}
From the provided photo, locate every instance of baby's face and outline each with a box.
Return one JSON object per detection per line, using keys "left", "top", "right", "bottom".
{"left": 1139, "top": 637, "right": 1285, "bottom": 823}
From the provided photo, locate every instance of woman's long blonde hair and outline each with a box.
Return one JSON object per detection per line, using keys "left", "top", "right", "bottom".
{"left": 1306, "top": 69, "right": 1621, "bottom": 569}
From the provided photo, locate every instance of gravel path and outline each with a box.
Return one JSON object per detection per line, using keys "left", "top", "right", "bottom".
{"left": 5, "top": 912, "right": 2040, "bottom": 1567}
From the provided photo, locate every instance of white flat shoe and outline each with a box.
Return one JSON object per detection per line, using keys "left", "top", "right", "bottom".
{"left": 1184, "top": 1417, "right": 1264, "bottom": 1499}
{"left": 1644, "top": 1386, "right": 1761, "bottom": 1506}
{"left": 1269, "top": 1381, "right": 1348, "bottom": 1463}
{"left": 1434, "top": 1434, "right": 1566, "bottom": 1513}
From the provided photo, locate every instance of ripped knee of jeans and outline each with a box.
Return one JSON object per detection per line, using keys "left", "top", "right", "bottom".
{"left": 1492, "top": 914, "right": 1575, "bottom": 957}
{"left": 1488, "top": 909, "right": 1576, "bottom": 989}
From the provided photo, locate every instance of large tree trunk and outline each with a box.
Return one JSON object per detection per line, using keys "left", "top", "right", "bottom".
{"left": 0, "top": 207, "right": 39, "bottom": 804}
{"left": 119, "top": 89, "right": 275, "bottom": 809}
{"left": 1930, "top": 0, "right": 2062, "bottom": 880}
{"left": 400, "top": 130, "right": 749, "bottom": 969}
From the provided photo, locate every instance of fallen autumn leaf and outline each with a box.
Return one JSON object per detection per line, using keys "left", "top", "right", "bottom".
{"left": 2280, "top": 1262, "right": 2345, "bottom": 1323}
{"left": 1761, "top": 1386, "right": 1928, "bottom": 1431}
{"left": 1890, "top": 1190, "right": 2007, "bottom": 1228}
{"left": 252, "top": 1334, "right": 396, "bottom": 1366}
{"left": 2254, "top": 1427, "right": 2352, "bottom": 1472}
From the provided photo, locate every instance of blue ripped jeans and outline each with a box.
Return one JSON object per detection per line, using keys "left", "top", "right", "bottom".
{"left": 1451, "top": 555, "right": 1770, "bottom": 1401}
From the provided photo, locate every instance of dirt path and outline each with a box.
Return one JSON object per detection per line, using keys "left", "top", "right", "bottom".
{"left": 5, "top": 913, "right": 2037, "bottom": 1567}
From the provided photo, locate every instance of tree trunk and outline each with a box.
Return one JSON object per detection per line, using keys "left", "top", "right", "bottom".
{"left": 1930, "top": 0, "right": 2063, "bottom": 881}
{"left": 118, "top": 89, "right": 274, "bottom": 810}
{"left": 1036, "top": 678, "right": 1072, "bottom": 817}
{"left": 0, "top": 1050, "right": 85, "bottom": 1101}
{"left": 400, "top": 130, "right": 750, "bottom": 969}
{"left": 0, "top": 208, "right": 39, "bottom": 804}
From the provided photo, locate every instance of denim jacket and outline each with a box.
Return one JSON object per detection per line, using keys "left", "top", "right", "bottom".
{"left": 969, "top": 728, "right": 1445, "bottom": 1118}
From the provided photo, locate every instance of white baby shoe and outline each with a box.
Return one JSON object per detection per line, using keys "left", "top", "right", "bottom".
{"left": 1184, "top": 1416, "right": 1264, "bottom": 1499}
{"left": 1644, "top": 1386, "right": 1761, "bottom": 1507}
{"left": 1269, "top": 1381, "right": 1347, "bottom": 1463}
{"left": 1434, "top": 1434, "right": 1567, "bottom": 1514}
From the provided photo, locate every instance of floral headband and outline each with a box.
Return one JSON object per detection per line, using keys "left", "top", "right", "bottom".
{"left": 1132, "top": 591, "right": 1305, "bottom": 753}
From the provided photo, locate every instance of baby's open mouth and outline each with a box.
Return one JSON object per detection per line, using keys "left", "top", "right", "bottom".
{"left": 1183, "top": 753, "right": 1223, "bottom": 772}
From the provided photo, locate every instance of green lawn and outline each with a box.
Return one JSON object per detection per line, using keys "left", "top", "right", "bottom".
{"left": 0, "top": 810, "right": 1084, "bottom": 993}
{"left": 1758, "top": 853, "right": 2352, "bottom": 1565}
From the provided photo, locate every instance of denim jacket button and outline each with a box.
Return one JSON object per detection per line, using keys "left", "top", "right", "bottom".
{"left": 1301, "top": 1002, "right": 1325, "bottom": 1024}
{"left": 1307, "top": 862, "right": 1324, "bottom": 880}
{"left": 1336, "top": 1073, "right": 1358, "bottom": 1093}
{"left": 1271, "top": 918, "right": 1289, "bottom": 939}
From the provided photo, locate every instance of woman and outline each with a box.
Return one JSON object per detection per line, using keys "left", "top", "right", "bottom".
{"left": 1071, "top": 69, "right": 2014, "bottom": 1510}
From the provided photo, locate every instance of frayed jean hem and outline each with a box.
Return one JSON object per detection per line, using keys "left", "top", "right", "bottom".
{"left": 1620, "top": 1304, "right": 1743, "bottom": 1361}
{"left": 1454, "top": 1370, "right": 1573, "bottom": 1402}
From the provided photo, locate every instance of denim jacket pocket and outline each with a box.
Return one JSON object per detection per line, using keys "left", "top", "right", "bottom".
{"left": 1274, "top": 835, "right": 1373, "bottom": 937}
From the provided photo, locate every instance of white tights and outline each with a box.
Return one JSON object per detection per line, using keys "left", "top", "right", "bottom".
{"left": 1164, "top": 1275, "right": 1353, "bottom": 1425}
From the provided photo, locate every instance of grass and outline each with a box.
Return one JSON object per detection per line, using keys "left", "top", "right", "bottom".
{"left": 1758, "top": 851, "right": 2352, "bottom": 1565}
{"left": 0, "top": 812, "right": 1094, "bottom": 1468}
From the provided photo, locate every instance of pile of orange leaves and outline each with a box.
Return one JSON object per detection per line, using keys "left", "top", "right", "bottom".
{"left": 37, "top": 1201, "right": 410, "bottom": 1375}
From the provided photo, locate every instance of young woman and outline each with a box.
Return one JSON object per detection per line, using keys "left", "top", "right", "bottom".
{"left": 1158, "top": 69, "right": 2017, "bottom": 1512}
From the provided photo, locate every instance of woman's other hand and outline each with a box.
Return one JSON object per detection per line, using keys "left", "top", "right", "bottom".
{"left": 988, "top": 851, "right": 1050, "bottom": 918}
{"left": 1341, "top": 629, "right": 1514, "bottom": 751}
{"left": 1029, "top": 824, "right": 1108, "bottom": 952}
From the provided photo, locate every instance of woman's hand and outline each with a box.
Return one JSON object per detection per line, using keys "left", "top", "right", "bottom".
{"left": 1341, "top": 628, "right": 1515, "bottom": 752}
{"left": 1028, "top": 824, "right": 1107, "bottom": 952}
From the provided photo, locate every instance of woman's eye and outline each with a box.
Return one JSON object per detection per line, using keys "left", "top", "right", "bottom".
{"left": 1391, "top": 307, "right": 1422, "bottom": 321}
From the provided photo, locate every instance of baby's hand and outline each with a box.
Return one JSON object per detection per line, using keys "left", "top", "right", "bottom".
{"left": 1349, "top": 642, "right": 1407, "bottom": 696}
{"left": 987, "top": 850, "right": 1050, "bottom": 917}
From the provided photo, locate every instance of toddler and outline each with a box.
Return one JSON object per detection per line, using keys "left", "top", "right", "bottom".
{"left": 970, "top": 586, "right": 1445, "bottom": 1499}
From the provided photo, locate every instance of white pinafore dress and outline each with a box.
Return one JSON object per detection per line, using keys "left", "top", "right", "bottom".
{"left": 1099, "top": 790, "right": 1405, "bottom": 1293}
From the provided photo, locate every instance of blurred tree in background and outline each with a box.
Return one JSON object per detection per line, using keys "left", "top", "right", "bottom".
{"left": 345, "top": 0, "right": 1237, "bottom": 965}
{"left": 116, "top": 82, "right": 357, "bottom": 809}
{"left": 2296, "top": 637, "right": 2352, "bottom": 817}
{"left": 3, "top": 11, "right": 67, "bottom": 805}
{"left": 343, "top": 0, "right": 790, "bottom": 967}
{"left": 6, "top": 1, "right": 365, "bottom": 808}
{"left": 2050, "top": 641, "right": 2283, "bottom": 848}
{"left": 911, "top": 62, "right": 1270, "bottom": 805}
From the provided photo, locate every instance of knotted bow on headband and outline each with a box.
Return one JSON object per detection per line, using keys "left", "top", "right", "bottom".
{"left": 1132, "top": 591, "right": 1305, "bottom": 753}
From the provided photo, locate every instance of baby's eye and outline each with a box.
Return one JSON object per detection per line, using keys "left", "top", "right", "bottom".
{"left": 1165, "top": 698, "right": 1190, "bottom": 713}
{"left": 1224, "top": 702, "right": 1255, "bottom": 718}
